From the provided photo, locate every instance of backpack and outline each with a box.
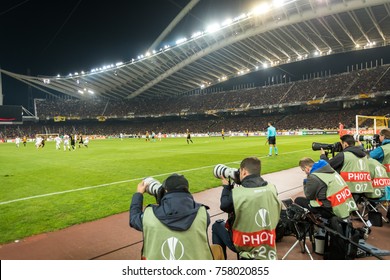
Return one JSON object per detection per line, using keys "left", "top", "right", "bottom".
{"left": 323, "top": 217, "right": 361, "bottom": 260}
{"left": 387, "top": 205, "right": 390, "bottom": 220}
{"left": 276, "top": 209, "right": 294, "bottom": 242}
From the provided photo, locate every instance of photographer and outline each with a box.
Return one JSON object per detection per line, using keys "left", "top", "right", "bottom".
{"left": 129, "top": 173, "right": 214, "bottom": 260}
{"left": 320, "top": 134, "right": 374, "bottom": 197}
{"left": 370, "top": 128, "right": 390, "bottom": 176}
{"left": 366, "top": 153, "right": 390, "bottom": 199}
{"left": 211, "top": 157, "right": 282, "bottom": 260}
{"left": 295, "top": 157, "right": 357, "bottom": 219}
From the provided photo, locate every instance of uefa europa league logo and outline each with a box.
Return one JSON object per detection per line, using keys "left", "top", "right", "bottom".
{"left": 161, "top": 237, "right": 184, "bottom": 260}
{"left": 357, "top": 159, "right": 366, "bottom": 170}
{"left": 255, "top": 208, "right": 271, "bottom": 227}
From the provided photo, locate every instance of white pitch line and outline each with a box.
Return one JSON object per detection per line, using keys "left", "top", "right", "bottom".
{"left": 0, "top": 148, "right": 311, "bottom": 206}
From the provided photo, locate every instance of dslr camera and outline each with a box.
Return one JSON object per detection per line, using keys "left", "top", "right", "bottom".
{"left": 143, "top": 177, "right": 165, "bottom": 204}
{"left": 213, "top": 164, "right": 241, "bottom": 184}
{"left": 286, "top": 203, "right": 310, "bottom": 222}
{"left": 353, "top": 134, "right": 381, "bottom": 151}
{"left": 312, "top": 141, "right": 343, "bottom": 157}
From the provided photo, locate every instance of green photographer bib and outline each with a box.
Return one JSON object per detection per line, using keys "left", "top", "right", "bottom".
{"left": 142, "top": 206, "right": 213, "bottom": 260}
{"left": 231, "top": 184, "right": 281, "bottom": 260}
{"left": 311, "top": 172, "right": 358, "bottom": 218}
{"left": 340, "top": 152, "right": 374, "bottom": 194}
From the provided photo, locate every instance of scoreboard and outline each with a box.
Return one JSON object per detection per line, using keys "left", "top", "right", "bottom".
{"left": 0, "top": 105, "right": 23, "bottom": 124}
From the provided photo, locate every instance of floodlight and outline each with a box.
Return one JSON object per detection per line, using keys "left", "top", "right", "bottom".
{"left": 176, "top": 38, "right": 187, "bottom": 45}
{"left": 273, "top": 0, "right": 285, "bottom": 7}
{"left": 221, "top": 18, "right": 233, "bottom": 27}
{"left": 253, "top": 3, "right": 270, "bottom": 15}
{"left": 206, "top": 23, "right": 220, "bottom": 33}
{"left": 191, "top": 31, "right": 202, "bottom": 39}
{"left": 233, "top": 14, "right": 246, "bottom": 22}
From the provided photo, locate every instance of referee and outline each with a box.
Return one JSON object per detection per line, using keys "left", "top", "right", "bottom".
{"left": 266, "top": 122, "right": 278, "bottom": 156}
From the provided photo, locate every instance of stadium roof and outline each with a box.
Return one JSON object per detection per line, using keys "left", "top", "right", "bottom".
{"left": 1, "top": 0, "right": 390, "bottom": 101}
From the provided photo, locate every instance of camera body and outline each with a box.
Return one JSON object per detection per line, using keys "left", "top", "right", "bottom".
{"left": 213, "top": 164, "right": 241, "bottom": 184}
{"left": 286, "top": 203, "right": 309, "bottom": 222}
{"left": 143, "top": 177, "right": 165, "bottom": 204}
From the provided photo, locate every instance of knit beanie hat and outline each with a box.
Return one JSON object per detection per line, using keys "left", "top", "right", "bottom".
{"left": 162, "top": 173, "right": 189, "bottom": 192}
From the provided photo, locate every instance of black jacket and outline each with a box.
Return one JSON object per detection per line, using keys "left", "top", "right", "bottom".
{"left": 129, "top": 191, "right": 210, "bottom": 232}
{"left": 320, "top": 145, "right": 366, "bottom": 173}
{"left": 305, "top": 162, "right": 336, "bottom": 208}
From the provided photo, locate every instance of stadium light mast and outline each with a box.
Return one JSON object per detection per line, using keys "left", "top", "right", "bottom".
{"left": 147, "top": 0, "right": 200, "bottom": 53}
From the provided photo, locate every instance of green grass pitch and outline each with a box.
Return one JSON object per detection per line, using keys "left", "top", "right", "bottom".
{"left": 0, "top": 134, "right": 339, "bottom": 244}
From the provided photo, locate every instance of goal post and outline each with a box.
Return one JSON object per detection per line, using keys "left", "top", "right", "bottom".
{"left": 355, "top": 115, "right": 389, "bottom": 135}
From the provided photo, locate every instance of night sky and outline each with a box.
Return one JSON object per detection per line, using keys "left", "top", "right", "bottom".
{"left": 1, "top": 0, "right": 390, "bottom": 109}
{"left": 0, "top": 0, "right": 261, "bottom": 107}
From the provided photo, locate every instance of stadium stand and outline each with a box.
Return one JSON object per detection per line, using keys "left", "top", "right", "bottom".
{"left": 1, "top": 64, "right": 388, "bottom": 140}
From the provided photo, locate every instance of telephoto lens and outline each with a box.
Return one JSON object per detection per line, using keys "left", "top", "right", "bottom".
{"left": 213, "top": 164, "right": 241, "bottom": 184}
{"left": 143, "top": 177, "right": 163, "bottom": 197}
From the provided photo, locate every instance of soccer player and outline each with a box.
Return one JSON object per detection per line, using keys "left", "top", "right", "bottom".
{"left": 38, "top": 137, "right": 45, "bottom": 149}
{"left": 54, "top": 135, "right": 62, "bottom": 150}
{"left": 83, "top": 136, "right": 89, "bottom": 148}
{"left": 186, "top": 129, "right": 193, "bottom": 144}
{"left": 22, "top": 135, "right": 27, "bottom": 147}
{"left": 266, "top": 122, "right": 278, "bottom": 156}
{"left": 221, "top": 129, "right": 225, "bottom": 140}
{"left": 338, "top": 122, "right": 345, "bottom": 136}
{"left": 35, "top": 135, "right": 42, "bottom": 149}
{"left": 15, "top": 136, "right": 21, "bottom": 148}
{"left": 63, "top": 134, "right": 70, "bottom": 151}
{"left": 145, "top": 131, "right": 150, "bottom": 142}
{"left": 69, "top": 134, "right": 76, "bottom": 150}
{"left": 78, "top": 134, "right": 84, "bottom": 148}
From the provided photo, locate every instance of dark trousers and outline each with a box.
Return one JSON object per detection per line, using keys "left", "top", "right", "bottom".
{"left": 294, "top": 197, "right": 334, "bottom": 219}
{"left": 212, "top": 220, "right": 236, "bottom": 260}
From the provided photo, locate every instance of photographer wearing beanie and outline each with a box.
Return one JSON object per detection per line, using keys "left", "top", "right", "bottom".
{"left": 212, "top": 157, "right": 281, "bottom": 260}
{"left": 129, "top": 173, "right": 213, "bottom": 260}
{"left": 295, "top": 157, "right": 357, "bottom": 219}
